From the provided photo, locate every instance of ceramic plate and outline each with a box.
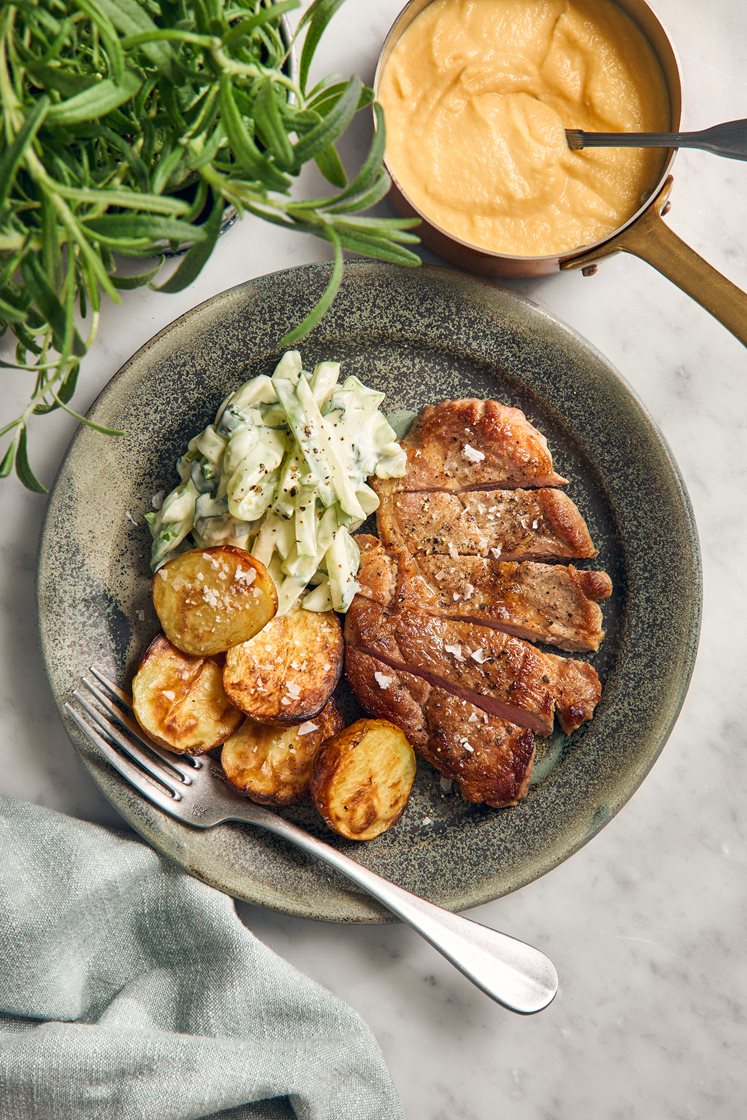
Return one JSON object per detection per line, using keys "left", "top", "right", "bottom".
{"left": 38, "top": 262, "right": 701, "bottom": 922}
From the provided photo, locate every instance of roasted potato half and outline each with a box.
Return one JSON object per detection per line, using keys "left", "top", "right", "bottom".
{"left": 221, "top": 700, "right": 344, "bottom": 806}
{"left": 222, "top": 607, "right": 343, "bottom": 725}
{"left": 310, "top": 718, "right": 416, "bottom": 841}
{"left": 132, "top": 634, "right": 242, "bottom": 754}
{"left": 152, "top": 545, "right": 277, "bottom": 657}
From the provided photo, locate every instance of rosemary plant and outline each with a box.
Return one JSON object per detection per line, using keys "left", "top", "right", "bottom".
{"left": 0, "top": 0, "right": 420, "bottom": 490}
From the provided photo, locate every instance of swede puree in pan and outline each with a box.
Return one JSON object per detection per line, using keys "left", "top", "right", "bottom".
{"left": 377, "top": 0, "right": 670, "bottom": 256}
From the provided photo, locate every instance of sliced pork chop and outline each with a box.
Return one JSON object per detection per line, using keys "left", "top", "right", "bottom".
{"left": 345, "top": 646, "right": 535, "bottom": 808}
{"left": 356, "top": 536, "right": 611, "bottom": 653}
{"left": 345, "top": 591, "right": 554, "bottom": 734}
{"left": 377, "top": 488, "right": 598, "bottom": 561}
{"left": 345, "top": 591, "right": 601, "bottom": 736}
{"left": 374, "top": 399, "right": 567, "bottom": 496}
{"left": 413, "top": 554, "right": 611, "bottom": 653}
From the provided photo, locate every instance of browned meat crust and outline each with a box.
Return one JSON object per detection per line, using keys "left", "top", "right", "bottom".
{"left": 345, "top": 592, "right": 600, "bottom": 736}
{"left": 377, "top": 488, "right": 598, "bottom": 561}
{"left": 356, "top": 536, "right": 611, "bottom": 653}
{"left": 373, "top": 399, "right": 567, "bottom": 496}
{"left": 345, "top": 646, "right": 535, "bottom": 808}
{"left": 413, "top": 554, "right": 610, "bottom": 653}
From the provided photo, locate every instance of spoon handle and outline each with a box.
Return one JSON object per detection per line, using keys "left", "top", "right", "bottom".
{"left": 566, "top": 118, "right": 747, "bottom": 161}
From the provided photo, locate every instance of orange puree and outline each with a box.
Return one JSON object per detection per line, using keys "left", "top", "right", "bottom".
{"left": 377, "top": 0, "right": 670, "bottom": 256}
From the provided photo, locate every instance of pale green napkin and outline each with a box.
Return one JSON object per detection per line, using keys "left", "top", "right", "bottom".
{"left": 0, "top": 796, "right": 403, "bottom": 1120}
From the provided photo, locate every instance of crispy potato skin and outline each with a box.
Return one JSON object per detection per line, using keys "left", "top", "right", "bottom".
{"left": 152, "top": 546, "right": 277, "bottom": 657}
{"left": 310, "top": 718, "right": 416, "bottom": 841}
{"left": 222, "top": 608, "right": 343, "bottom": 725}
{"left": 221, "top": 700, "right": 345, "bottom": 806}
{"left": 132, "top": 633, "right": 242, "bottom": 753}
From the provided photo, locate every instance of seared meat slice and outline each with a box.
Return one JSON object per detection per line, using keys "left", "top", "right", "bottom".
{"left": 374, "top": 399, "right": 567, "bottom": 496}
{"left": 356, "top": 535, "right": 611, "bottom": 653}
{"left": 345, "top": 592, "right": 601, "bottom": 736}
{"left": 345, "top": 592, "right": 554, "bottom": 734}
{"left": 346, "top": 646, "right": 535, "bottom": 808}
{"left": 377, "top": 488, "right": 598, "bottom": 561}
{"left": 413, "top": 554, "right": 611, "bottom": 653}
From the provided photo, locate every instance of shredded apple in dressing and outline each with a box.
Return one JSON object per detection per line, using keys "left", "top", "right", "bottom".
{"left": 378, "top": 0, "right": 670, "bottom": 256}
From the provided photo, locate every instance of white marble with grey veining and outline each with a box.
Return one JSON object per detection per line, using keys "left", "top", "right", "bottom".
{"left": 2, "top": 1, "right": 746, "bottom": 1116}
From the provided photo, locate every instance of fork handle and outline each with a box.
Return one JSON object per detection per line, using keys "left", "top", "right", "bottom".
{"left": 572, "top": 118, "right": 747, "bottom": 161}
{"left": 228, "top": 805, "right": 558, "bottom": 1014}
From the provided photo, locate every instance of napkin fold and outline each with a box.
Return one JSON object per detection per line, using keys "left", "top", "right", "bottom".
{"left": 0, "top": 796, "right": 403, "bottom": 1120}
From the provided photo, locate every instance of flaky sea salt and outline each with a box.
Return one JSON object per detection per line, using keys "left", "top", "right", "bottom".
{"left": 374, "top": 672, "right": 393, "bottom": 689}
{"left": 471, "top": 648, "right": 489, "bottom": 664}
{"left": 445, "top": 643, "right": 464, "bottom": 661}
{"left": 463, "top": 444, "right": 485, "bottom": 463}
{"left": 297, "top": 721, "right": 319, "bottom": 736}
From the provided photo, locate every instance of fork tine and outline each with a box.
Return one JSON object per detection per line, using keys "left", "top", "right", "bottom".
{"left": 80, "top": 675, "right": 199, "bottom": 780}
{"left": 565, "top": 128, "right": 585, "bottom": 150}
{"left": 64, "top": 702, "right": 183, "bottom": 817}
{"left": 88, "top": 665, "right": 133, "bottom": 709}
{"left": 71, "top": 691, "right": 183, "bottom": 798}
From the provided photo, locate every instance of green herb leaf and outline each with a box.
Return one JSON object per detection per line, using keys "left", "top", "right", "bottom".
{"left": 294, "top": 75, "right": 362, "bottom": 165}
{"left": 15, "top": 427, "right": 47, "bottom": 494}
{"left": 298, "top": 0, "right": 348, "bottom": 92}
{"left": 222, "top": 1, "right": 300, "bottom": 48}
{"left": 279, "top": 229, "right": 344, "bottom": 346}
{"left": 76, "top": 0, "right": 126, "bottom": 84}
{"left": 94, "top": 0, "right": 176, "bottom": 75}
{"left": 111, "top": 257, "right": 165, "bottom": 290}
{"left": 46, "top": 71, "right": 142, "bottom": 126}
{"left": 21, "top": 257, "right": 86, "bottom": 358}
{"left": 0, "top": 438, "right": 16, "bottom": 479}
{"left": 0, "top": 96, "right": 49, "bottom": 213}
{"left": 254, "top": 80, "right": 295, "bottom": 170}
{"left": 218, "top": 77, "right": 289, "bottom": 189}
{"left": 83, "top": 213, "right": 206, "bottom": 244}
{"left": 155, "top": 195, "right": 225, "bottom": 294}
{"left": 315, "top": 143, "right": 347, "bottom": 188}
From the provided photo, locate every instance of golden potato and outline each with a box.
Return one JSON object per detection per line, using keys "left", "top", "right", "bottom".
{"left": 222, "top": 607, "right": 343, "bottom": 725}
{"left": 132, "top": 634, "right": 242, "bottom": 754}
{"left": 221, "top": 700, "right": 345, "bottom": 806}
{"left": 310, "top": 718, "right": 416, "bottom": 841}
{"left": 152, "top": 546, "right": 277, "bottom": 657}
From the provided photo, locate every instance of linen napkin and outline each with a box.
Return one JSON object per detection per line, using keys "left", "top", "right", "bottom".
{"left": 0, "top": 795, "right": 404, "bottom": 1120}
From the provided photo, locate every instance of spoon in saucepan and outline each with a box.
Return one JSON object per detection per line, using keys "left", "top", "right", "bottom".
{"left": 566, "top": 117, "right": 747, "bottom": 160}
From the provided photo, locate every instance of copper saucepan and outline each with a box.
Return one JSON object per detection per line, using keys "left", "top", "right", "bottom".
{"left": 374, "top": 0, "right": 747, "bottom": 347}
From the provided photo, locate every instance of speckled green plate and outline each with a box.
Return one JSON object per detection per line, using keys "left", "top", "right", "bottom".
{"left": 38, "top": 261, "right": 701, "bottom": 923}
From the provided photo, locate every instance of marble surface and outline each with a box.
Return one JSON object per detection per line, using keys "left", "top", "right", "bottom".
{"left": 2, "top": 1, "right": 746, "bottom": 1116}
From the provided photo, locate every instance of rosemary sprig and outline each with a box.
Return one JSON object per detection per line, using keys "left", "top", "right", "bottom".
{"left": 0, "top": 0, "right": 420, "bottom": 491}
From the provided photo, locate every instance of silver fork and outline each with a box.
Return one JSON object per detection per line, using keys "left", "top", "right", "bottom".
{"left": 65, "top": 669, "right": 558, "bottom": 1015}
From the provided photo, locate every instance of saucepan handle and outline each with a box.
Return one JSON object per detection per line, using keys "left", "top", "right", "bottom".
{"left": 563, "top": 177, "right": 747, "bottom": 348}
